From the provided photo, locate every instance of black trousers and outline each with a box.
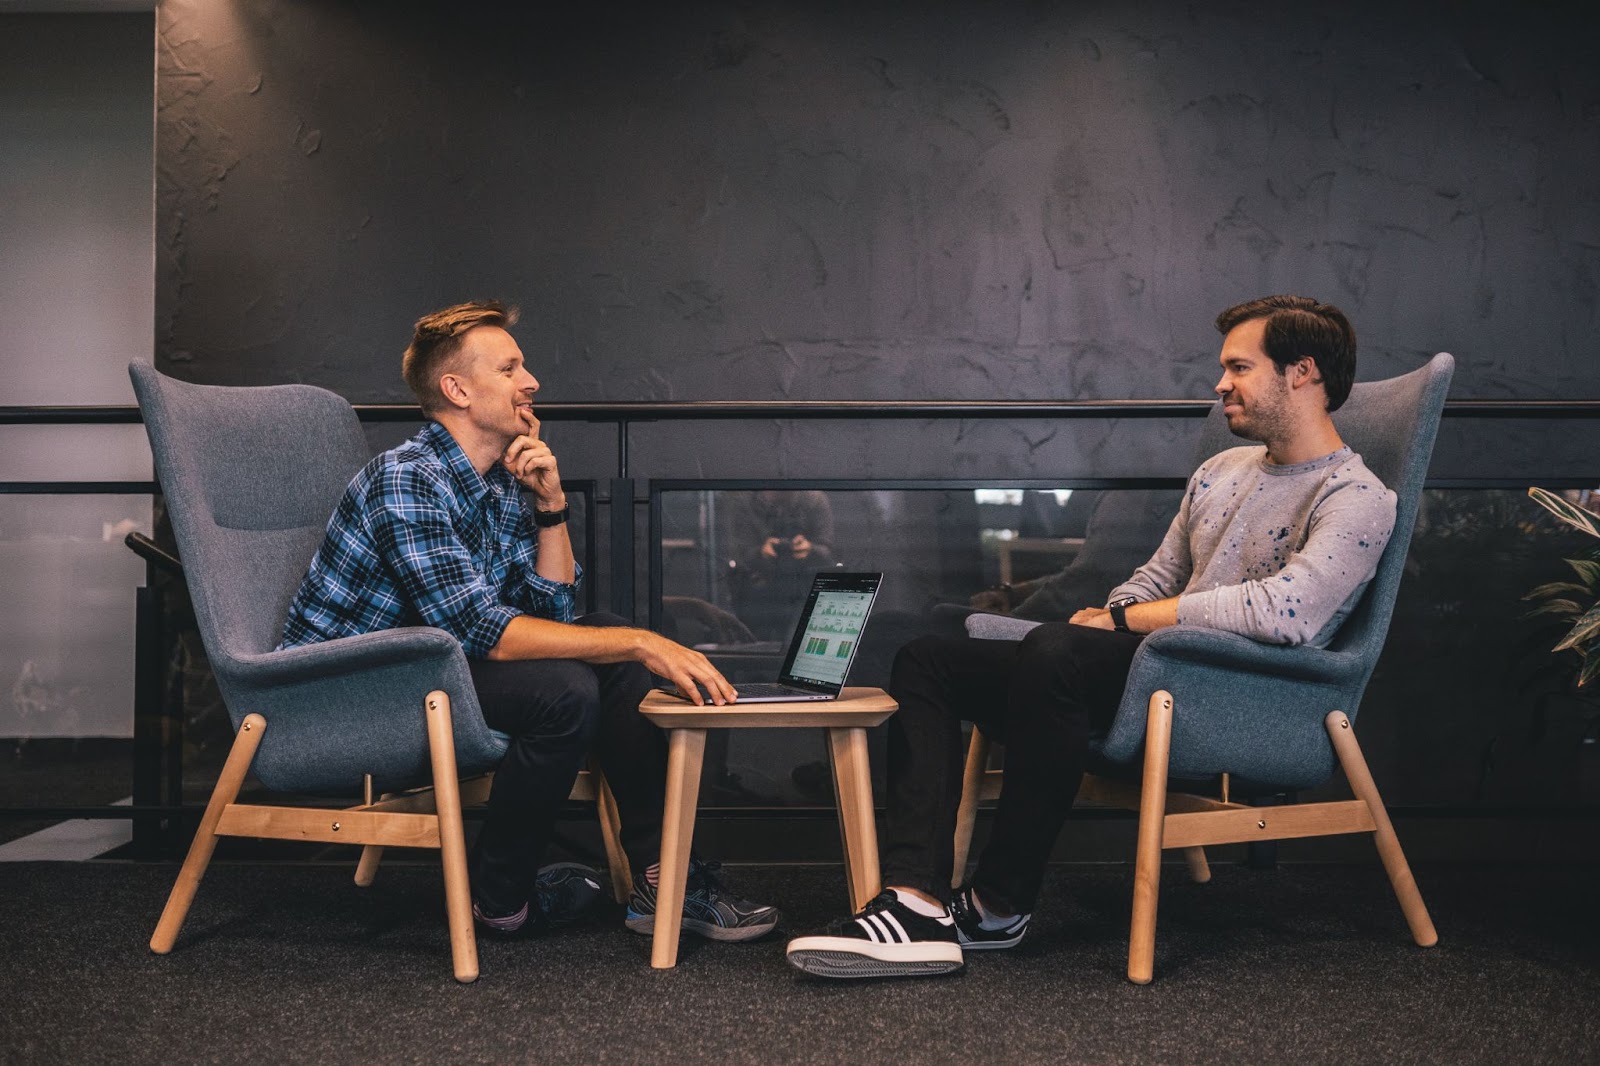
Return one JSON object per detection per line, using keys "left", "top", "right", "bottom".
{"left": 466, "top": 613, "right": 663, "bottom": 914}
{"left": 882, "top": 622, "right": 1144, "bottom": 914}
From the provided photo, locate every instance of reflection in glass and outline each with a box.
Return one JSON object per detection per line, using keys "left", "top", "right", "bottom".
{"left": 657, "top": 487, "right": 1600, "bottom": 811}
{"left": 0, "top": 495, "right": 150, "bottom": 839}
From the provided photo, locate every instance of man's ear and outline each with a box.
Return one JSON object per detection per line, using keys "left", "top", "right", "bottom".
{"left": 1290, "top": 357, "right": 1323, "bottom": 390}
{"left": 438, "top": 372, "right": 471, "bottom": 410}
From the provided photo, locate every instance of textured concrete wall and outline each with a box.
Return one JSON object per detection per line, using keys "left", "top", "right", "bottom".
{"left": 153, "top": 0, "right": 1600, "bottom": 482}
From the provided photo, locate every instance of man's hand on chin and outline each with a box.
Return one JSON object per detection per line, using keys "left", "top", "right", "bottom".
{"left": 1070, "top": 606, "right": 1114, "bottom": 630}
{"left": 503, "top": 412, "right": 565, "bottom": 509}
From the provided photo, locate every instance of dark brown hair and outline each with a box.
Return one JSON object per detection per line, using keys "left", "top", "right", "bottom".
{"left": 402, "top": 300, "right": 520, "bottom": 415}
{"left": 1215, "top": 295, "right": 1357, "bottom": 411}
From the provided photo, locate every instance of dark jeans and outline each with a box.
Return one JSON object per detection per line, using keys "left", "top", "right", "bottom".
{"left": 466, "top": 613, "right": 663, "bottom": 914}
{"left": 882, "top": 622, "right": 1144, "bottom": 914}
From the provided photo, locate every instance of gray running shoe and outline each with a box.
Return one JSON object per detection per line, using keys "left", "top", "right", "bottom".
{"left": 625, "top": 859, "right": 780, "bottom": 941}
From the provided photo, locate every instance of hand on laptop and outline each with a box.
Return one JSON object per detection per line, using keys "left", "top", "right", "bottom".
{"left": 635, "top": 632, "right": 738, "bottom": 706}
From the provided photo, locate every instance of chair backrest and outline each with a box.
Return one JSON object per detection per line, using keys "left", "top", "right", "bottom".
{"left": 129, "top": 362, "right": 371, "bottom": 717}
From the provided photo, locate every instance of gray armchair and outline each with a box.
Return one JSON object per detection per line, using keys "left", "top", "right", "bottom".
{"left": 131, "top": 362, "right": 627, "bottom": 983}
{"left": 957, "top": 352, "right": 1454, "bottom": 982}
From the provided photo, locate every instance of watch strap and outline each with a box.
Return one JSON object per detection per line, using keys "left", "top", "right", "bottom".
{"left": 1109, "top": 597, "right": 1136, "bottom": 633}
{"left": 532, "top": 504, "right": 570, "bottom": 528}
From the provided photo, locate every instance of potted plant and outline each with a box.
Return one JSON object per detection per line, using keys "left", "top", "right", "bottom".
{"left": 1523, "top": 487, "right": 1600, "bottom": 689}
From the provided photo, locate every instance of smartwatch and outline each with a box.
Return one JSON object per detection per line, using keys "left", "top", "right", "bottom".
{"left": 1108, "top": 596, "right": 1137, "bottom": 633}
{"left": 533, "top": 504, "right": 570, "bottom": 528}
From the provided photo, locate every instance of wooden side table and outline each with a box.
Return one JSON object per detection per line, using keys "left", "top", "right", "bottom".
{"left": 637, "top": 686, "right": 897, "bottom": 969}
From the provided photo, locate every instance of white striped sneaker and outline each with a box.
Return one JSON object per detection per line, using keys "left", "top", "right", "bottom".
{"left": 949, "top": 883, "right": 1031, "bottom": 950}
{"left": 785, "top": 890, "right": 964, "bottom": 979}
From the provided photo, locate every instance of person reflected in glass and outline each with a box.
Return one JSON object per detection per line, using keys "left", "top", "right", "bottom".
{"left": 727, "top": 489, "right": 838, "bottom": 641}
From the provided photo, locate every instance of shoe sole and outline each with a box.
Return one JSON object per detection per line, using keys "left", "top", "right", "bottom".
{"left": 957, "top": 928, "right": 1028, "bottom": 950}
{"left": 784, "top": 935, "right": 964, "bottom": 979}
{"left": 625, "top": 913, "right": 780, "bottom": 942}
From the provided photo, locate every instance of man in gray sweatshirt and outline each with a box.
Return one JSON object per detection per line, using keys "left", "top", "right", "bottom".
{"left": 787, "top": 295, "right": 1396, "bottom": 978}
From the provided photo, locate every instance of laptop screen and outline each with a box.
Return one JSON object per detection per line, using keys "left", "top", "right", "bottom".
{"left": 778, "top": 572, "right": 882, "bottom": 691}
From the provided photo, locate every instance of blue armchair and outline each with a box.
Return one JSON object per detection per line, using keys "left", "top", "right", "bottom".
{"left": 957, "top": 352, "right": 1453, "bottom": 983}
{"left": 131, "top": 362, "right": 628, "bottom": 983}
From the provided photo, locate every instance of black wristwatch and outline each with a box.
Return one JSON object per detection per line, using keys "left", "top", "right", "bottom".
{"left": 532, "top": 503, "right": 570, "bottom": 528}
{"left": 1108, "top": 596, "right": 1137, "bottom": 633}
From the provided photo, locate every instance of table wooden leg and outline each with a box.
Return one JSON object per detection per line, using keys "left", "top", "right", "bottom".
{"left": 652, "top": 727, "right": 706, "bottom": 969}
{"left": 828, "top": 726, "right": 881, "bottom": 913}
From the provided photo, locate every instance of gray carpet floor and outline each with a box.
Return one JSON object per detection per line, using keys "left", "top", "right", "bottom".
{"left": 2, "top": 860, "right": 1596, "bottom": 1064}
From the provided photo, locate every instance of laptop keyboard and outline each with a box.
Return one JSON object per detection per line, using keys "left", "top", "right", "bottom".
{"left": 730, "top": 683, "right": 811, "bottom": 699}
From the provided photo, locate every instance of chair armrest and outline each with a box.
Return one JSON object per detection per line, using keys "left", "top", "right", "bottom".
{"left": 229, "top": 627, "right": 462, "bottom": 685}
{"left": 965, "top": 613, "right": 1045, "bottom": 641}
{"left": 124, "top": 531, "right": 184, "bottom": 577}
{"left": 1131, "top": 625, "right": 1366, "bottom": 686}
{"left": 1096, "top": 626, "right": 1370, "bottom": 788}
{"left": 212, "top": 627, "right": 507, "bottom": 795}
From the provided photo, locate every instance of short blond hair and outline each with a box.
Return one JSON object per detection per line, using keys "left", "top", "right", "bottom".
{"left": 401, "top": 300, "right": 520, "bottom": 415}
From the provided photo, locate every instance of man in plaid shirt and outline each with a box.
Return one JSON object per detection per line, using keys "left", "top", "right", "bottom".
{"left": 282, "top": 300, "right": 779, "bottom": 942}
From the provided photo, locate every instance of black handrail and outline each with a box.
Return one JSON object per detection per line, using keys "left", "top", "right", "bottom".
{"left": 124, "top": 531, "right": 183, "bottom": 576}
{"left": 6, "top": 397, "right": 1600, "bottom": 424}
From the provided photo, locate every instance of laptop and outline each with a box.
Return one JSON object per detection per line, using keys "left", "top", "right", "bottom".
{"left": 660, "top": 571, "right": 883, "bottom": 703}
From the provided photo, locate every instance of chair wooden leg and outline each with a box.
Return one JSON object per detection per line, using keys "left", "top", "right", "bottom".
{"left": 829, "top": 726, "right": 883, "bottom": 913}
{"left": 652, "top": 728, "right": 707, "bottom": 969}
{"left": 354, "top": 846, "right": 385, "bottom": 887}
{"left": 1326, "top": 711, "right": 1438, "bottom": 948}
{"left": 594, "top": 769, "right": 633, "bottom": 905}
{"left": 952, "top": 727, "right": 991, "bottom": 888}
{"left": 150, "top": 713, "right": 267, "bottom": 954}
{"left": 1181, "top": 846, "right": 1211, "bottom": 884}
{"left": 425, "top": 691, "right": 478, "bottom": 984}
{"left": 1128, "top": 690, "right": 1174, "bottom": 984}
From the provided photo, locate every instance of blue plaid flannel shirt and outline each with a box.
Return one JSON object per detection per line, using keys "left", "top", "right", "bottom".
{"left": 279, "top": 420, "right": 581, "bottom": 657}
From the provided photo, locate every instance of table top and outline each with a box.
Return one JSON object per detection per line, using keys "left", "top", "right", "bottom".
{"left": 638, "top": 686, "right": 897, "bottom": 729}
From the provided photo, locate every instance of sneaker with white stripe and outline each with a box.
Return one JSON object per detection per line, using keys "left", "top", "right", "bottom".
{"left": 949, "top": 883, "right": 1031, "bottom": 950}
{"left": 785, "top": 890, "right": 964, "bottom": 979}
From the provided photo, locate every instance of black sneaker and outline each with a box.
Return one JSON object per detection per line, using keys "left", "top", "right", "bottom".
{"left": 625, "top": 859, "right": 781, "bottom": 942}
{"left": 785, "top": 890, "right": 964, "bottom": 978}
{"left": 950, "top": 884, "right": 1030, "bottom": 950}
{"left": 532, "top": 861, "right": 603, "bottom": 928}
{"left": 472, "top": 862, "right": 601, "bottom": 937}
{"left": 472, "top": 898, "right": 531, "bottom": 937}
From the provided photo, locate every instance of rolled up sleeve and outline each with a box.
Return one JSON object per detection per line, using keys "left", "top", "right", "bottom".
{"left": 513, "top": 562, "right": 583, "bottom": 624}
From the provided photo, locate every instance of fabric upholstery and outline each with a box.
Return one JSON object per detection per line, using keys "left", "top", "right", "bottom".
{"left": 130, "top": 361, "right": 509, "bottom": 795}
{"left": 968, "top": 353, "right": 1455, "bottom": 791}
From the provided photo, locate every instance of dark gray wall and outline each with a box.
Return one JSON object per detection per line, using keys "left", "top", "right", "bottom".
{"left": 154, "top": 0, "right": 1600, "bottom": 484}
{"left": 156, "top": 0, "right": 1599, "bottom": 397}
{"left": 149, "top": 1, "right": 1600, "bottom": 818}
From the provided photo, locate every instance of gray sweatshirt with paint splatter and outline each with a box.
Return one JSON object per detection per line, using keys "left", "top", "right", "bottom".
{"left": 1105, "top": 445, "right": 1396, "bottom": 648}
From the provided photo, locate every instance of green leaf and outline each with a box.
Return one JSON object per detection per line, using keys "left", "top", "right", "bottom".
{"left": 1526, "top": 600, "right": 1583, "bottom": 619}
{"left": 1567, "top": 558, "right": 1600, "bottom": 586}
{"left": 1528, "top": 487, "right": 1600, "bottom": 538}
{"left": 1524, "top": 581, "right": 1593, "bottom": 601}
{"left": 1554, "top": 603, "right": 1600, "bottom": 653}
{"left": 1579, "top": 647, "right": 1600, "bottom": 688}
